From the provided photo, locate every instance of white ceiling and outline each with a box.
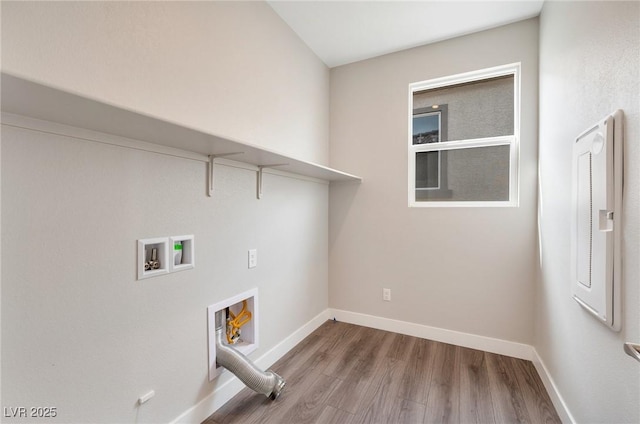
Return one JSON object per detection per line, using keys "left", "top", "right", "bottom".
{"left": 268, "top": 1, "right": 544, "bottom": 68}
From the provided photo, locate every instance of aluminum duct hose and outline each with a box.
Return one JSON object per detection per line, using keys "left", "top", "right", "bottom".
{"left": 214, "top": 311, "right": 285, "bottom": 400}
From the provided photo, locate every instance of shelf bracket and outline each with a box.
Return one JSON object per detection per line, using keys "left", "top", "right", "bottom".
{"left": 208, "top": 153, "right": 244, "bottom": 197}
{"left": 257, "top": 164, "right": 288, "bottom": 199}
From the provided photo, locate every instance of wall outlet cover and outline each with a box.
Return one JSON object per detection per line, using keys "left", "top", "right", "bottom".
{"left": 248, "top": 249, "right": 257, "bottom": 268}
{"left": 383, "top": 288, "right": 391, "bottom": 301}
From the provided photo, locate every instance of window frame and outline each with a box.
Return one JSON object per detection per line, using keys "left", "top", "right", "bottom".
{"left": 408, "top": 63, "right": 521, "bottom": 208}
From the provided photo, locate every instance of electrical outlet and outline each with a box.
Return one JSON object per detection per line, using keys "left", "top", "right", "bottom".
{"left": 248, "top": 249, "right": 257, "bottom": 268}
{"left": 383, "top": 288, "right": 391, "bottom": 302}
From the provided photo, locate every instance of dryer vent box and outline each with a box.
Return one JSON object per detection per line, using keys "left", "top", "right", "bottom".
{"left": 207, "top": 288, "right": 259, "bottom": 381}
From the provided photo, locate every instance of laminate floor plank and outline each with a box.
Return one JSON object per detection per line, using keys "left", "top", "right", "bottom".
{"left": 243, "top": 349, "right": 334, "bottom": 424}
{"left": 315, "top": 405, "right": 355, "bottom": 424}
{"left": 207, "top": 333, "right": 328, "bottom": 424}
{"left": 398, "top": 337, "right": 437, "bottom": 405}
{"left": 212, "top": 347, "right": 333, "bottom": 424}
{"left": 326, "top": 330, "right": 395, "bottom": 413}
{"left": 322, "top": 325, "right": 370, "bottom": 379}
{"left": 386, "top": 332, "right": 417, "bottom": 362}
{"left": 510, "top": 357, "right": 561, "bottom": 424}
{"left": 278, "top": 373, "right": 341, "bottom": 424}
{"left": 350, "top": 357, "right": 406, "bottom": 424}
{"left": 392, "top": 399, "right": 426, "bottom": 424}
{"left": 318, "top": 320, "right": 363, "bottom": 357}
{"left": 423, "top": 343, "right": 460, "bottom": 423}
{"left": 204, "top": 371, "right": 274, "bottom": 424}
{"left": 486, "top": 352, "right": 532, "bottom": 424}
{"left": 203, "top": 393, "right": 267, "bottom": 424}
{"left": 202, "top": 321, "right": 562, "bottom": 424}
{"left": 312, "top": 319, "right": 344, "bottom": 338}
{"left": 270, "top": 333, "right": 326, "bottom": 375}
{"left": 459, "top": 347, "right": 496, "bottom": 424}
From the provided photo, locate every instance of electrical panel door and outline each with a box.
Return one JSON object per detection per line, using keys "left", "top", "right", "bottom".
{"left": 571, "top": 110, "right": 623, "bottom": 331}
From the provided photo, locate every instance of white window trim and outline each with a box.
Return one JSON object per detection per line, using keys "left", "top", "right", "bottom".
{"left": 408, "top": 62, "right": 521, "bottom": 208}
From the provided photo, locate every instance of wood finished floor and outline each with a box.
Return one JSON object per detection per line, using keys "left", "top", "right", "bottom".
{"left": 204, "top": 320, "right": 561, "bottom": 424}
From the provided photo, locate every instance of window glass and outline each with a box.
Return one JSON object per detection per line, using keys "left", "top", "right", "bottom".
{"left": 415, "top": 151, "right": 441, "bottom": 189}
{"left": 415, "top": 145, "right": 510, "bottom": 202}
{"left": 413, "top": 75, "right": 514, "bottom": 141}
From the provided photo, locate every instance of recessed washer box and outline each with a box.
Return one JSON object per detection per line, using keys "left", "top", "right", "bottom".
{"left": 170, "top": 235, "right": 194, "bottom": 272}
{"left": 137, "top": 237, "right": 169, "bottom": 280}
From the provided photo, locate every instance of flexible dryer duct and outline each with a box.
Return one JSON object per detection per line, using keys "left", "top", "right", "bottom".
{"left": 214, "top": 311, "right": 285, "bottom": 400}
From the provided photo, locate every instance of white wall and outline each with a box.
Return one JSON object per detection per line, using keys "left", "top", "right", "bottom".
{"left": 536, "top": 1, "right": 640, "bottom": 422}
{"left": 1, "top": 0, "right": 329, "bottom": 165}
{"left": 329, "top": 19, "right": 539, "bottom": 344}
{"left": 1, "top": 1, "right": 330, "bottom": 423}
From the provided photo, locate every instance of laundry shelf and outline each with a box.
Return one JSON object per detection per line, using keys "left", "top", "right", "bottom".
{"left": 0, "top": 72, "right": 361, "bottom": 185}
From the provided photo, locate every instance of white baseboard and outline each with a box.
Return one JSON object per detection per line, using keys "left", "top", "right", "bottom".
{"left": 531, "top": 349, "right": 575, "bottom": 424}
{"left": 329, "top": 308, "right": 534, "bottom": 360}
{"left": 170, "top": 308, "right": 331, "bottom": 424}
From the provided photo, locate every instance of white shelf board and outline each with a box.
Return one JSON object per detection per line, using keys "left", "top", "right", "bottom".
{"left": 1, "top": 72, "right": 361, "bottom": 183}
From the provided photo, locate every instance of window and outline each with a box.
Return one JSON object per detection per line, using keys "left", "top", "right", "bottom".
{"left": 408, "top": 63, "right": 520, "bottom": 207}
